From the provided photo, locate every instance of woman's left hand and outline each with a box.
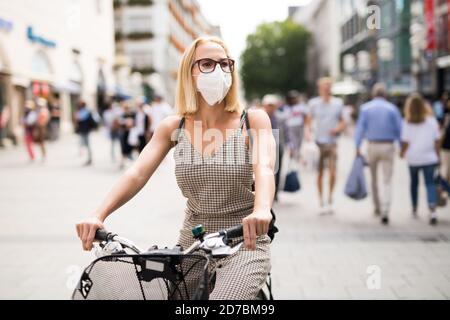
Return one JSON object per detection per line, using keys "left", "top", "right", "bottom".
{"left": 242, "top": 209, "right": 272, "bottom": 250}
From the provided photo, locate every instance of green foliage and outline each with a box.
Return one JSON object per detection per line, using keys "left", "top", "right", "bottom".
{"left": 131, "top": 66, "right": 155, "bottom": 75}
{"left": 126, "top": 32, "right": 154, "bottom": 40}
{"left": 240, "top": 19, "right": 311, "bottom": 100}
{"left": 128, "top": 0, "right": 154, "bottom": 6}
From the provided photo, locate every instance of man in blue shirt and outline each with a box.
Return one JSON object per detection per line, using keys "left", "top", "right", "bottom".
{"left": 355, "top": 83, "right": 403, "bottom": 225}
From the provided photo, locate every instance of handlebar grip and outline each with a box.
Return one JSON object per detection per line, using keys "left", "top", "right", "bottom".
{"left": 224, "top": 225, "right": 244, "bottom": 239}
{"left": 95, "top": 229, "right": 113, "bottom": 242}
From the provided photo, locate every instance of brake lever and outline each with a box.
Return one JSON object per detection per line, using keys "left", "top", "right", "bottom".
{"left": 199, "top": 235, "right": 244, "bottom": 257}
{"left": 94, "top": 241, "right": 124, "bottom": 258}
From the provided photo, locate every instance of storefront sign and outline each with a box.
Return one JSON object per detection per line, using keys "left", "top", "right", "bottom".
{"left": 27, "top": 26, "right": 57, "bottom": 48}
{"left": 0, "top": 17, "right": 13, "bottom": 32}
{"left": 448, "top": 0, "right": 450, "bottom": 50}
{"left": 32, "top": 82, "right": 51, "bottom": 98}
{"left": 424, "top": 0, "right": 436, "bottom": 54}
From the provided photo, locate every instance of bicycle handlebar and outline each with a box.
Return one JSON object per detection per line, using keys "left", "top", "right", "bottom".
{"left": 221, "top": 225, "right": 244, "bottom": 239}
{"left": 95, "top": 229, "right": 115, "bottom": 242}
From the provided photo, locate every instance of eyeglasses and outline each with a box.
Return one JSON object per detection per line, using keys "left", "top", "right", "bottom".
{"left": 192, "top": 58, "right": 235, "bottom": 74}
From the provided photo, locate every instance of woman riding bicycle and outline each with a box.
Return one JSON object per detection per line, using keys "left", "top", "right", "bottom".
{"left": 76, "top": 36, "right": 277, "bottom": 300}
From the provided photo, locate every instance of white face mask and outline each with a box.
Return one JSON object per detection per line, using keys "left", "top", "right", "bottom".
{"left": 196, "top": 65, "right": 232, "bottom": 106}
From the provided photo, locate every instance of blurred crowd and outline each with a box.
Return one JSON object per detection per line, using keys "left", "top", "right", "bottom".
{"left": 254, "top": 79, "right": 450, "bottom": 226}
{"left": 2, "top": 78, "right": 449, "bottom": 226}
{"left": 74, "top": 95, "right": 173, "bottom": 169}
{"left": 6, "top": 95, "right": 173, "bottom": 169}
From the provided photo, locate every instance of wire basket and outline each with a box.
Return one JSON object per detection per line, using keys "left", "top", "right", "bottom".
{"left": 72, "top": 253, "right": 210, "bottom": 300}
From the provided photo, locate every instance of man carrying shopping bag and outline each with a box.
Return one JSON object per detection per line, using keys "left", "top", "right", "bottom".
{"left": 345, "top": 155, "right": 368, "bottom": 200}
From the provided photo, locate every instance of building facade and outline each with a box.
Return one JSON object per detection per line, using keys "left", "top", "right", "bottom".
{"left": 339, "top": 0, "right": 450, "bottom": 98}
{"left": 114, "top": 0, "right": 219, "bottom": 105}
{"left": 432, "top": 0, "right": 450, "bottom": 96}
{"left": 0, "top": 0, "right": 116, "bottom": 138}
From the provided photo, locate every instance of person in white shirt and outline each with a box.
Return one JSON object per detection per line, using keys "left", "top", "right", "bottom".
{"left": 102, "top": 101, "right": 123, "bottom": 162}
{"left": 400, "top": 93, "right": 441, "bottom": 225}
{"left": 148, "top": 95, "right": 173, "bottom": 138}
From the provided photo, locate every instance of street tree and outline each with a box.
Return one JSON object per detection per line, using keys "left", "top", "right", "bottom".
{"left": 240, "top": 19, "right": 311, "bottom": 101}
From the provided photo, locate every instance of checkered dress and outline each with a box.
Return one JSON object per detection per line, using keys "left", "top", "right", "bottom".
{"left": 173, "top": 111, "right": 271, "bottom": 300}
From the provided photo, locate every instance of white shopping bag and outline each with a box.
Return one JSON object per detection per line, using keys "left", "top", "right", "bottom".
{"left": 301, "top": 141, "right": 320, "bottom": 172}
{"left": 127, "top": 127, "right": 140, "bottom": 147}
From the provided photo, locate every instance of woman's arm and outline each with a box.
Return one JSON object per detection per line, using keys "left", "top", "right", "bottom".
{"left": 243, "top": 109, "right": 276, "bottom": 250}
{"left": 76, "top": 115, "right": 181, "bottom": 251}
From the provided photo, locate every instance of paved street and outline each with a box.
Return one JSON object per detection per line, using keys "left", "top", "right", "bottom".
{"left": 0, "top": 129, "right": 449, "bottom": 300}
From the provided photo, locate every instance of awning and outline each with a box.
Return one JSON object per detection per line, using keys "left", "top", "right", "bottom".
{"left": 332, "top": 79, "right": 366, "bottom": 95}
{"left": 11, "top": 75, "right": 30, "bottom": 88}
{"left": 53, "top": 81, "right": 82, "bottom": 94}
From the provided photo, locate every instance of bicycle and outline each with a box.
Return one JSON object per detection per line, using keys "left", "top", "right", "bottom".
{"left": 72, "top": 224, "right": 274, "bottom": 300}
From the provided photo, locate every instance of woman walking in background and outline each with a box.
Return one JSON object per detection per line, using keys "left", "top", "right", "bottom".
{"left": 400, "top": 93, "right": 441, "bottom": 225}
{"left": 34, "top": 98, "right": 50, "bottom": 162}
{"left": 75, "top": 100, "right": 95, "bottom": 166}
{"left": 23, "top": 100, "right": 37, "bottom": 162}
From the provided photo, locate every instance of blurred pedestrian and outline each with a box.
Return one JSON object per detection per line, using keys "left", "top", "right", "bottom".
{"left": 262, "top": 94, "right": 284, "bottom": 201}
{"left": 148, "top": 95, "right": 172, "bottom": 139}
{"left": 305, "top": 77, "right": 346, "bottom": 215}
{"left": 283, "top": 90, "right": 309, "bottom": 162}
{"left": 102, "top": 101, "right": 122, "bottom": 163}
{"left": 75, "top": 100, "right": 96, "bottom": 166}
{"left": 135, "top": 98, "right": 152, "bottom": 153}
{"left": 48, "top": 96, "right": 61, "bottom": 141}
{"left": 355, "top": 83, "right": 402, "bottom": 225}
{"left": 441, "top": 99, "right": 450, "bottom": 182}
{"left": 0, "top": 104, "right": 10, "bottom": 147}
{"left": 342, "top": 98, "right": 356, "bottom": 137}
{"left": 432, "top": 92, "right": 448, "bottom": 126}
{"left": 34, "top": 98, "right": 50, "bottom": 162}
{"left": 22, "top": 100, "right": 38, "bottom": 161}
{"left": 400, "top": 93, "right": 441, "bottom": 225}
{"left": 118, "top": 101, "right": 136, "bottom": 169}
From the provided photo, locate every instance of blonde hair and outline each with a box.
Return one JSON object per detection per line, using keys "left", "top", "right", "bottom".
{"left": 317, "top": 77, "right": 332, "bottom": 87}
{"left": 175, "top": 36, "right": 242, "bottom": 116}
{"left": 404, "top": 93, "right": 431, "bottom": 124}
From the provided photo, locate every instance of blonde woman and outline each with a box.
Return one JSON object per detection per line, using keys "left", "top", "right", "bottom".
{"left": 400, "top": 93, "right": 441, "bottom": 225}
{"left": 76, "top": 36, "right": 277, "bottom": 299}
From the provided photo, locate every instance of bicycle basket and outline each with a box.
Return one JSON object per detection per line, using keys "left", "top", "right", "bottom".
{"left": 72, "top": 253, "right": 209, "bottom": 300}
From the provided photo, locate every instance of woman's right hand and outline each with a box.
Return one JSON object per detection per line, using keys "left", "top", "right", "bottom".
{"left": 76, "top": 216, "right": 104, "bottom": 251}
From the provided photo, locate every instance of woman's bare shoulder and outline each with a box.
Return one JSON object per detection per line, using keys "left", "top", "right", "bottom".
{"left": 158, "top": 115, "right": 184, "bottom": 132}
{"left": 247, "top": 108, "right": 272, "bottom": 129}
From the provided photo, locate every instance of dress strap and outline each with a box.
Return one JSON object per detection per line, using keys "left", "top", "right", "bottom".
{"left": 178, "top": 117, "right": 186, "bottom": 130}
{"left": 239, "top": 109, "right": 247, "bottom": 129}
{"left": 174, "top": 117, "right": 186, "bottom": 146}
{"left": 240, "top": 109, "right": 253, "bottom": 147}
